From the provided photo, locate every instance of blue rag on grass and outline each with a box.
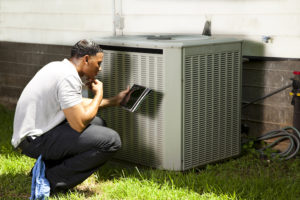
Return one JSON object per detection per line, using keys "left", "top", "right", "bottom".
{"left": 30, "top": 155, "right": 50, "bottom": 200}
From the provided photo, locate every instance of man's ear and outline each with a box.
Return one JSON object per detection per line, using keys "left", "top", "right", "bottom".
{"left": 84, "top": 55, "right": 89, "bottom": 63}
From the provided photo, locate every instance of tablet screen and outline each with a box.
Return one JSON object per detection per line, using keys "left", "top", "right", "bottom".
{"left": 120, "top": 85, "right": 147, "bottom": 109}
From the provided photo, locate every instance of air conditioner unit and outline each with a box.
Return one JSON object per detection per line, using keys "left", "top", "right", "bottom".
{"left": 93, "top": 35, "right": 242, "bottom": 171}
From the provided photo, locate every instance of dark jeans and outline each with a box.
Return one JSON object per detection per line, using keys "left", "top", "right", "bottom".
{"left": 19, "top": 116, "right": 121, "bottom": 191}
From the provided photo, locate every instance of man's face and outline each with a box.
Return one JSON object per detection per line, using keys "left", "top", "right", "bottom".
{"left": 84, "top": 52, "right": 103, "bottom": 80}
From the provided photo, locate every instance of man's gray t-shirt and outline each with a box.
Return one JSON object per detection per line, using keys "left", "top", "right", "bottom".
{"left": 12, "top": 59, "right": 83, "bottom": 148}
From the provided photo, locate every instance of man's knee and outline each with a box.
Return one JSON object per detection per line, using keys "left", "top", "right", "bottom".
{"left": 83, "top": 125, "right": 121, "bottom": 152}
{"left": 106, "top": 130, "right": 122, "bottom": 152}
{"left": 93, "top": 128, "right": 121, "bottom": 152}
{"left": 90, "top": 116, "right": 107, "bottom": 127}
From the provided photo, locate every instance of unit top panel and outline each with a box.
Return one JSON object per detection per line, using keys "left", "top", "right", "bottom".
{"left": 93, "top": 35, "right": 242, "bottom": 49}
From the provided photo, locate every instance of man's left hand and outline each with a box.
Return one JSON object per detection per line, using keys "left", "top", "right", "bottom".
{"left": 112, "top": 86, "right": 130, "bottom": 106}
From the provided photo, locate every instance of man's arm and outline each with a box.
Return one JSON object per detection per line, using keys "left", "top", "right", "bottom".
{"left": 83, "top": 86, "right": 130, "bottom": 109}
{"left": 82, "top": 97, "right": 116, "bottom": 108}
{"left": 63, "top": 80, "right": 103, "bottom": 133}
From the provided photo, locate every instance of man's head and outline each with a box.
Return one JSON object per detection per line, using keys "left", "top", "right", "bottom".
{"left": 70, "top": 39, "right": 104, "bottom": 79}
{"left": 71, "top": 39, "right": 103, "bottom": 58}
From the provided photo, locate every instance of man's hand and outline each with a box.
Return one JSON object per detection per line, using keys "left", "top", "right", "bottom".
{"left": 112, "top": 86, "right": 130, "bottom": 106}
{"left": 98, "top": 86, "right": 130, "bottom": 108}
{"left": 87, "top": 79, "right": 103, "bottom": 96}
{"left": 92, "top": 79, "right": 103, "bottom": 98}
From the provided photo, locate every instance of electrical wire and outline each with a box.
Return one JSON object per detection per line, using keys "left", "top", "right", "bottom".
{"left": 254, "top": 126, "right": 300, "bottom": 160}
{"left": 242, "top": 83, "right": 292, "bottom": 109}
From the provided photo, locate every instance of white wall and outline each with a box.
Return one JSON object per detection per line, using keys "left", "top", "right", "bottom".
{"left": 0, "top": 0, "right": 113, "bottom": 45}
{"left": 0, "top": 0, "right": 300, "bottom": 58}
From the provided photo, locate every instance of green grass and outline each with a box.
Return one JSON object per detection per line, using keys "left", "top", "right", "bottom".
{"left": 1, "top": 104, "right": 300, "bottom": 200}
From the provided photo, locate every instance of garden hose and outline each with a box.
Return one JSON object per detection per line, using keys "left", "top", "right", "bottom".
{"left": 254, "top": 126, "right": 300, "bottom": 160}
{"left": 243, "top": 71, "right": 300, "bottom": 160}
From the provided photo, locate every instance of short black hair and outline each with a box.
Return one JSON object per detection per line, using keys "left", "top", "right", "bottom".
{"left": 71, "top": 39, "right": 103, "bottom": 58}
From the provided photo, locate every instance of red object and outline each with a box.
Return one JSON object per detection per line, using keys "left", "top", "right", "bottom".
{"left": 293, "top": 71, "right": 300, "bottom": 75}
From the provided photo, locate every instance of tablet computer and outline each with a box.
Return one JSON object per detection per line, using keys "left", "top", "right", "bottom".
{"left": 120, "top": 84, "right": 152, "bottom": 112}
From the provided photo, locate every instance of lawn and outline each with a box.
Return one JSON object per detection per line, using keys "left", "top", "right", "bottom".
{"left": 0, "top": 105, "right": 300, "bottom": 200}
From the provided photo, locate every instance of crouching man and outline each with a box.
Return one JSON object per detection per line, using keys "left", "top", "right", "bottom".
{"left": 11, "top": 39, "right": 129, "bottom": 193}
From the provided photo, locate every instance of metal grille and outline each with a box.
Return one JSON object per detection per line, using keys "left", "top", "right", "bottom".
{"left": 183, "top": 51, "right": 241, "bottom": 169}
{"left": 97, "top": 50, "right": 164, "bottom": 167}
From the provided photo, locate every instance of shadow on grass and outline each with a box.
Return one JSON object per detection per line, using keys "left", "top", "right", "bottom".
{"left": 95, "top": 156, "right": 300, "bottom": 200}
{"left": 0, "top": 172, "right": 31, "bottom": 200}
{"left": 50, "top": 187, "right": 99, "bottom": 199}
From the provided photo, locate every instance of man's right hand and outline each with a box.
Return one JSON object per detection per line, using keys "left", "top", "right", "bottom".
{"left": 90, "top": 79, "right": 103, "bottom": 96}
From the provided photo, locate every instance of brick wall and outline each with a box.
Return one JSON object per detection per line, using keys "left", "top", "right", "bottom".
{"left": 1, "top": 41, "right": 300, "bottom": 137}
{"left": 242, "top": 59, "right": 300, "bottom": 136}
{"left": 0, "top": 42, "right": 70, "bottom": 109}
